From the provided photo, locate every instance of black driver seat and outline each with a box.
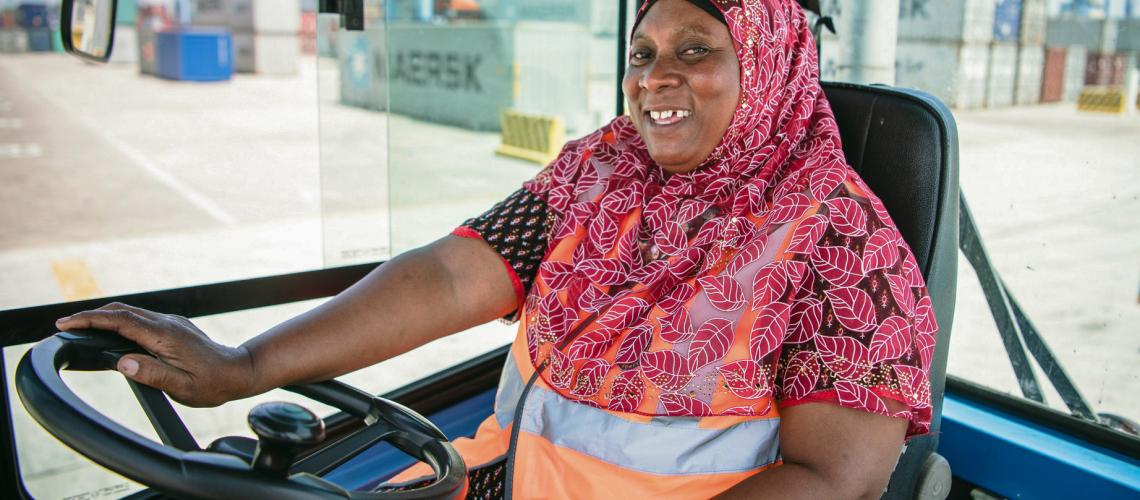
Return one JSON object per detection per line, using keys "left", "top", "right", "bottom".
{"left": 821, "top": 82, "right": 960, "bottom": 500}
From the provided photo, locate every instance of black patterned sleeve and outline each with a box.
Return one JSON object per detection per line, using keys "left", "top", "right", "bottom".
{"left": 452, "top": 188, "right": 551, "bottom": 321}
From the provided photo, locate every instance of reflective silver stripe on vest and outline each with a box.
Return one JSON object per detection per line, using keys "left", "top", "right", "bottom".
{"left": 494, "top": 354, "right": 528, "bottom": 429}
{"left": 495, "top": 354, "right": 782, "bottom": 475}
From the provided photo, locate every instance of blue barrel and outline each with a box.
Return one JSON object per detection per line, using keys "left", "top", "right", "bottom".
{"left": 26, "top": 27, "right": 51, "bottom": 52}
{"left": 993, "top": 0, "right": 1023, "bottom": 42}
{"left": 17, "top": 3, "right": 49, "bottom": 29}
{"left": 155, "top": 29, "right": 234, "bottom": 82}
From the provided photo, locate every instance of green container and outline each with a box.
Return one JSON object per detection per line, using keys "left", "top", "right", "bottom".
{"left": 116, "top": 0, "right": 138, "bottom": 25}
{"left": 51, "top": 28, "right": 63, "bottom": 52}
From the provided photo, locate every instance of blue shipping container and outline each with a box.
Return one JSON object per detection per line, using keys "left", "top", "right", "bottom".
{"left": 25, "top": 27, "right": 51, "bottom": 51}
{"left": 994, "top": 0, "right": 1022, "bottom": 42}
{"left": 156, "top": 29, "right": 234, "bottom": 82}
{"left": 17, "top": 3, "right": 49, "bottom": 29}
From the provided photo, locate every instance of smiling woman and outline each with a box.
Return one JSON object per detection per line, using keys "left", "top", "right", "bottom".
{"left": 49, "top": 0, "right": 936, "bottom": 498}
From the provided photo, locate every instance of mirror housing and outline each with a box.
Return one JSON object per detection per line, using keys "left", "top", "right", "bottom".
{"left": 60, "top": 0, "right": 118, "bottom": 63}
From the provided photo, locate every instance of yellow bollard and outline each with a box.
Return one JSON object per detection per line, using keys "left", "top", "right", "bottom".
{"left": 495, "top": 110, "right": 566, "bottom": 166}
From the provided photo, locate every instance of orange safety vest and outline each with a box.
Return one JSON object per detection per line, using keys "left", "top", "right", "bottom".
{"left": 389, "top": 324, "right": 782, "bottom": 498}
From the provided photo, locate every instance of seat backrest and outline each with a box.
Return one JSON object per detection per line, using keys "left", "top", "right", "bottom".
{"left": 821, "top": 82, "right": 960, "bottom": 500}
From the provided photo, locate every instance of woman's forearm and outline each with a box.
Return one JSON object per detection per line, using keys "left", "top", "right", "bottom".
{"left": 238, "top": 235, "right": 518, "bottom": 398}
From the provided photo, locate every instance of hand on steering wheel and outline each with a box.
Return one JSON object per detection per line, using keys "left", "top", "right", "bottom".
{"left": 55, "top": 302, "right": 254, "bottom": 407}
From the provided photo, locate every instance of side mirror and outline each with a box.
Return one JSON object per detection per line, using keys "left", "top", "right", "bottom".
{"left": 60, "top": 0, "right": 118, "bottom": 62}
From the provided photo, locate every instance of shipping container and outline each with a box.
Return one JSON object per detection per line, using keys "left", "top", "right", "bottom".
{"left": 300, "top": 11, "right": 316, "bottom": 55}
{"left": 1, "top": 10, "right": 17, "bottom": 29}
{"left": 16, "top": 3, "right": 48, "bottom": 29}
{"left": 993, "top": 0, "right": 1021, "bottom": 42}
{"left": 1014, "top": 44, "right": 1044, "bottom": 104}
{"left": 337, "top": 30, "right": 385, "bottom": 111}
{"left": 1019, "top": 0, "right": 1046, "bottom": 45}
{"left": 1040, "top": 46, "right": 1066, "bottom": 103}
{"left": 228, "top": 0, "right": 301, "bottom": 33}
{"left": 116, "top": 0, "right": 138, "bottom": 25}
{"left": 316, "top": 14, "right": 338, "bottom": 57}
{"left": 137, "top": 5, "right": 173, "bottom": 75}
{"left": 1086, "top": 52, "right": 1126, "bottom": 86}
{"left": 1063, "top": 45, "right": 1088, "bottom": 102}
{"left": 156, "top": 29, "right": 234, "bottom": 82}
{"left": 986, "top": 42, "right": 1019, "bottom": 107}
{"left": 899, "top": 0, "right": 996, "bottom": 43}
{"left": 110, "top": 26, "right": 139, "bottom": 64}
{"left": 0, "top": 28, "right": 27, "bottom": 53}
{"left": 25, "top": 27, "right": 50, "bottom": 51}
{"left": 191, "top": 0, "right": 229, "bottom": 28}
{"left": 232, "top": 32, "right": 299, "bottom": 75}
{"left": 1046, "top": 18, "right": 1118, "bottom": 53}
{"left": 1117, "top": 20, "right": 1140, "bottom": 52}
{"left": 895, "top": 40, "right": 990, "bottom": 109}
{"left": 51, "top": 27, "right": 63, "bottom": 52}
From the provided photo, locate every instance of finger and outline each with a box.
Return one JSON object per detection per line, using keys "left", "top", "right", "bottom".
{"left": 55, "top": 310, "right": 156, "bottom": 346}
{"left": 98, "top": 302, "right": 161, "bottom": 321}
{"left": 117, "top": 354, "right": 190, "bottom": 397}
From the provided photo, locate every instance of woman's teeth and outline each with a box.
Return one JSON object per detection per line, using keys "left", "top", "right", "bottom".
{"left": 649, "top": 110, "right": 691, "bottom": 125}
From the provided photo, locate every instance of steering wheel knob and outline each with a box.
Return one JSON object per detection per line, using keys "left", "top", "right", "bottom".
{"left": 248, "top": 402, "right": 326, "bottom": 477}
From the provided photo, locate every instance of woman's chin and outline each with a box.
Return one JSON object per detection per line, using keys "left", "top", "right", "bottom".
{"left": 649, "top": 151, "right": 703, "bottom": 175}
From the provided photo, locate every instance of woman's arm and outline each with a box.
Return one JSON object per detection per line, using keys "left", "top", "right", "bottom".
{"left": 714, "top": 402, "right": 908, "bottom": 499}
{"left": 54, "top": 235, "right": 518, "bottom": 407}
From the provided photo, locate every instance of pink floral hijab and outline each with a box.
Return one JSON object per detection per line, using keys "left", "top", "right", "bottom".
{"left": 521, "top": 0, "right": 936, "bottom": 437}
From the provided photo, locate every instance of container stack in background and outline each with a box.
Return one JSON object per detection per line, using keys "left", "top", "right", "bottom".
{"left": 987, "top": 0, "right": 1021, "bottom": 108}
{"left": 336, "top": 1, "right": 386, "bottom": 111}
{"left": 1014, "top": 0, "right": 1046, "bottom": 105}
{"left": 110, "top": 0, "right": 139, "bottom": 64}
{"left": 895, "top": 0, "right": 995, "bottom": 110}
{"left": 191, "top": 0, "right": 302, "bottom": 76}
{"left": 5, "top": 2, "right": 50, "bottom": 53}
{"left": 299, "top": 0, "right": 316, "bottom": 56}
{"left": 138, "top": 3, "right": 174, "bottom": 75}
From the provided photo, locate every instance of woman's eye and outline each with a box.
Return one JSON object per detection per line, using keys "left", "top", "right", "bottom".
{"left": 630, "top": 51, "right": 652, "bottom": 64}
{"left": 682, "top": 46, "right": 710, "bottom": 57}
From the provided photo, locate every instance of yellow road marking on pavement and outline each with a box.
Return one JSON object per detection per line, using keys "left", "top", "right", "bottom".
{"left": 51, "top": 259, "right": 104, "bottom": 301}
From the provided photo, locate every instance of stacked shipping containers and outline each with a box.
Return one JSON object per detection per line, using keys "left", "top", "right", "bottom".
{"left": 987, "top": 0, "right": 1020, "bottom": 107}
{"left": 192, "top": 0, "right": 301, "bottom": 75}
{"left": 138, "top": 4, "right": 174, "bottom": 75}
{"left": 110, "top": 0, "right": 139, "bottom": 64}
{"left": 1015, "top": 0, "right": 1046, "bottom": 105}
{"left": 895, "top": 0, "right": 995, "bottom": 109}
{"left": 1040, "top": 46, "right": 1067, "bottom": 102}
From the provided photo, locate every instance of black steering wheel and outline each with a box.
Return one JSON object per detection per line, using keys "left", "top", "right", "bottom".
{"left": 15, "top": 330, "right": 467, "bottom": 499}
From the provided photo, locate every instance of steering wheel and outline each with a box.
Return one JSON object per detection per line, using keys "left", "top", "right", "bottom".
{"left": 15, "top": 329, "right": 467, "bottom": 499}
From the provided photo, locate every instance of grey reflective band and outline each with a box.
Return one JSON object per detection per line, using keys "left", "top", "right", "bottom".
{"left": 495, "top": 354, "right": 783, "bottom": 475}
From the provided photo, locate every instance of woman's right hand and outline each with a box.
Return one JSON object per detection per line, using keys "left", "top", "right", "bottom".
{"left": 55, "top": 303, "right": 255, "bottom": 408}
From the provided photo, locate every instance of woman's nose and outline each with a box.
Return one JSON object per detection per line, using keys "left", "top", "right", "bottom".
{"left": 640, "top": 58, "right": 682, "bottom": 92}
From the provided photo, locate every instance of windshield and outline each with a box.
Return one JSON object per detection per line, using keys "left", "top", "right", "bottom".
{"left": 1, "top": 0, "right": 1137, "bottom": 498}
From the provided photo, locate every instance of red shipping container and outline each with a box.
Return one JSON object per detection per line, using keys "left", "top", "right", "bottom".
{"left": 1085, "top": 53, "right": 1126, "bottom": 86}
{"left": 1041, "top": 46, "right": 1066, "bottom": 102}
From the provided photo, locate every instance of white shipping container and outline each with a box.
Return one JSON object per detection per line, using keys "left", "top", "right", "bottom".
{"left": 228, "top": 0, "right": 301, "bottom": 33}
{"left": 191, "top": 0, "right": 229, "bottom": 27}
{"left": 1063, "top": 45, "right": 1087, "bottom": 102}
{"left": 895, "top": 40, "right": 990, "bottom": 109}
{"left": 232, "top": 31, "right": 299, "bottom": 75}
{"left": 110, "top": 26, "right": 139, "bottom": 64}
{"left": 986, "top": 42, "right": 1018, "bottom": 107}
{"left": 1019, "top": 0, "right": 1046, "bottom": 45}
{"left": 0, "top": 28, "right": 28, "bottom": 53}
{"left": 898, "top": 0, "right": 995, "bottom": 44}
{"left": 1015, "top": 44, "right": 1044, "bottom": 105}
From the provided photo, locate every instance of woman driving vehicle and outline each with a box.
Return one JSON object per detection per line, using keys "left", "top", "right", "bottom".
{"left": 55, "top": 0, "right": 939, "bottom": 498}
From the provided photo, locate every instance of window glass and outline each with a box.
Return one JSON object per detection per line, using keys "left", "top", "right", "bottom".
{"left": 818, "top": 0, "right": 1139, "bottom": 424}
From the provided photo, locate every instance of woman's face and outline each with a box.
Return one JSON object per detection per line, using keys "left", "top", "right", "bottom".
{"left": 623, "top": 0, "right": 741, "bottom": 175}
